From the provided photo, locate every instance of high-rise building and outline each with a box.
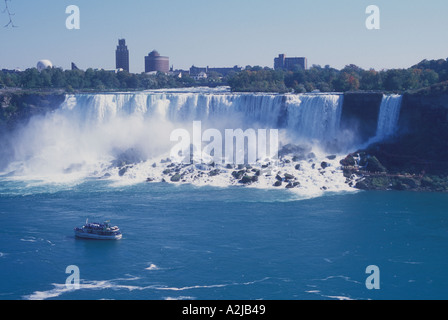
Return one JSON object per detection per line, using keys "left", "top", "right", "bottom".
{"left": 116, "top": 39, "right": 129, "bottom": 72}
{"left": 145, "top": 50, "right": 169, "bottom": 73}
{"left": 274, "top": 54, "right": 307, "bottom": 71}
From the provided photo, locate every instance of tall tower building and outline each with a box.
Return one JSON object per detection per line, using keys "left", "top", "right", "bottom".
{"left": 116, "top": 39, "right": 129, "bottom": 72}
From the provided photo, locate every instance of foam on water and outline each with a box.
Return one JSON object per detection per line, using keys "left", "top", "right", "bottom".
{"left": 23, "top": 275, "right": 271, "bottom": 300}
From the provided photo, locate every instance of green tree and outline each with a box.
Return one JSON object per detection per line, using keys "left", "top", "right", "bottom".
{"left": 383, "top": 69, "right": 405, "bottom": 91}
{"left": 360, "top": 69, "right": 382, "bottom": 90}
{"left": 420, "top": 69, "right": 439, "bottom": 87}
{"left": 50, "top": 68, "right": 67, "bottom": 88}
{"left": 21, "top": 68, "right": 41, "bottom": 88}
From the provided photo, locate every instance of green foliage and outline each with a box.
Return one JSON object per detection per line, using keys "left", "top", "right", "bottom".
{"left": 421, "top": 175, "right": 448, "bottom": 191}
{"left": 0, "top": 104, "right": 18, "bottom": 122}
{"left": 365, "top": 156, "right": 387, "bottom": 173}
{"left": 227, "top": 68, "right": 288, "bottom": 93}
{"left": 0, "top": 67, "right": 219, "bottom": 92}
{"left": 228, "top": 58, "right": 448, "bottom": 93}
{"left": 370, "top": 176, "right": 391, "bottom": 189}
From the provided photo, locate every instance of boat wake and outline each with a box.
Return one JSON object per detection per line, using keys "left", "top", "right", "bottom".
{"left": 23, "top": 274, "right": 271, "bottom": 300}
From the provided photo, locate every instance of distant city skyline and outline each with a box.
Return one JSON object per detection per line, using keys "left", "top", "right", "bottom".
{"left": 1, "top": 0, "right": 448, "bottom": 73}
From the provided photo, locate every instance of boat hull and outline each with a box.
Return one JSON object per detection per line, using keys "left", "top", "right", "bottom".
{"left": 75, "top": 231, "right": 122, "bottom": 240}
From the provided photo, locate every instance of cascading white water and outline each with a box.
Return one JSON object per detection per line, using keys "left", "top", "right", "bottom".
{"left": 2, "top": 88, "right": 355, "bottom": 195}
{"left": 285, "top": 94, "right": 343, "bottom": 142}
{"left": 59, "top": 91, "right": 343, "bottom": 141}
{"left": 372, "top": 94, "right": 403, "bottom": 142}
{"left": 61, "top": 92, "right": 286, "bottom": 126}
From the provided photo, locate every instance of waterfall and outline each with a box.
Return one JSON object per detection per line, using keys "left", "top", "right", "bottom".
{"left": 374, "top": 94, "right": 403, "bottom": 141}
{"left": 285, "top": 94, "right": 343, "bottom": 142}
{"left": 60, "top": 92, "right": 283, "bottom": 125}
{"left": 4, "top": 89, "right": 349, "bottom": 180}
{"left": 59, "top": 91, "right": 343, "bottom": 142}
{"left": 0, "top": 88, "right": 409, "bottom": 195}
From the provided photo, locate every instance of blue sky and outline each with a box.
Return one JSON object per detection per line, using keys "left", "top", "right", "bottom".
{"left": 1, "top": 0, "right": 447, "bottom": 73}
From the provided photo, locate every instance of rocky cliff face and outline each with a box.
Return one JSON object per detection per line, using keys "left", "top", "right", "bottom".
{"left": 344, "top": 91, "right": 448, "bottom": 192}
{"left": 340, "top": 92, "right": 384, "bottom": 145}
{"left": 0, "top": 91, "right": 66, "bottom": 130}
